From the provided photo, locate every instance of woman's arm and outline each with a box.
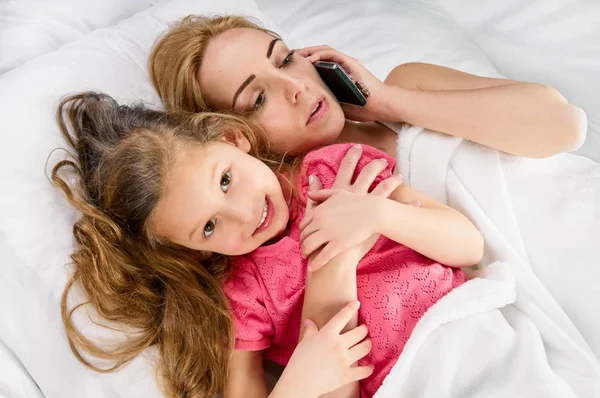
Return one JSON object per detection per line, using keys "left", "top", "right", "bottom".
{"left": 297, "top": 47, "right": 587, "bottom": 158}
{"left": 380, "top": 62, "right": 587, "bottom": 158}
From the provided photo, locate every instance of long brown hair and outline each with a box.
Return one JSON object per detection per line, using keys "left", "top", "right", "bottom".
{"left": 51, "top": 92, "right": 278, "bottom": 397}
{"left": 149, "top": 15, "right": 279, "bottom": 113}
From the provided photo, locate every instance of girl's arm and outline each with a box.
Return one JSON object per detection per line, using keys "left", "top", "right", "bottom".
{"left": 224, "top": 302, "right": 373, "bottom": 398}
{"left": 224, "top": 350, "right": 269, "bottom": 398}
{"left": 304, "top": 182, "right": 483, "bottom": 270}
{"left": 297, "top": 47, "right": 587, "bottom": 158}
{"left": 299, "top": 147, "right": 399, "bottom": 398}
{"left": 382, "top": 181, "right": 484, "bottom": 268}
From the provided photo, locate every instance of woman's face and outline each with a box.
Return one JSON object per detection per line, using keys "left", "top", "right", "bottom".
{"left": 198, "top": 28, "right": 346, "bottom": 155}
{"left": 150, "top": 139, "right": 289, "bottom": 256}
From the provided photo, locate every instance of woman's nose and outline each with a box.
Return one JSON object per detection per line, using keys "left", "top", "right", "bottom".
{"left": 282, "top": 75, "right": 304, "bottom": 104}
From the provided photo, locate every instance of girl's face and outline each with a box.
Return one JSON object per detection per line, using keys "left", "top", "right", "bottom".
{"left": 198, "top": 28, "right": 346, "bottom": 155}
{"left": 151, "top": 136, "right": 289, "bottom": 256}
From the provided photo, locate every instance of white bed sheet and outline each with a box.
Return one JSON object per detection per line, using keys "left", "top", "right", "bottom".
{"left": 1, "top": 0, "right": 599, "bottom": 397}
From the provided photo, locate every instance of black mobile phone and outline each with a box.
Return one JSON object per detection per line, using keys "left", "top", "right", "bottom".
{"left": 314, "top": 61, "right": 367, "bottom": 106}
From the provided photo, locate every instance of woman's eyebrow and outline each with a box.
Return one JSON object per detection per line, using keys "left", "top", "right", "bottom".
{"left": 232, "top": 74, "right": 256, "bottom": 109}
{"left": 266, "top": 38, "right": 280, "bottom": 58}
{"left": 231, "top": 38, "right": 281, "bottom": 109}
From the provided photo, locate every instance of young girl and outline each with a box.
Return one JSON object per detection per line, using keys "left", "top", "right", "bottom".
{"left": 52, "top": 92, "right": 376, "bottom": 398}
{"left": 53, "top": 91, "right": 482, "bottom": 398}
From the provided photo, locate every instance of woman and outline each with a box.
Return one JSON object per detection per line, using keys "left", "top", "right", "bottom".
{"left": 148, "top": 15, "right": 586, "bottom": 160}
{"left": 148, "top": 14, "right": 588, "bottom": 398}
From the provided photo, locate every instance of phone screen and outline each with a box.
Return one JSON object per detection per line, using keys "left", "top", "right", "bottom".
{"left": 314, "top": 61, "right": 367, "bottom": 106}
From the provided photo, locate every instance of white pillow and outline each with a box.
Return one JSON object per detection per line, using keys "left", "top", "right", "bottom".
{"left": 256, "top": 0, "right": 503, "bottom": 81}
{"left": 0, "top": 1, "right": 277, "bottom": 397}
{"left": 0, "top": 0, "right": 161, "bottom": 74}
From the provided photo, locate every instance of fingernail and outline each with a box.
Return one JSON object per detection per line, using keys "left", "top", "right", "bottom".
{"left": 308, "top": 174, "right": 314, "bottom": 185}
{"left": 353, "top": 144, "right": 362, "bottom": 150}
{"left": 381, "top": 158, "right": 387, "bottom": 165}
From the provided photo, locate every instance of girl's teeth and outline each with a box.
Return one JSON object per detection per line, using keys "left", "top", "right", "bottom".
{"left": 257, "top": 200, "right": 268, "bottom": 229}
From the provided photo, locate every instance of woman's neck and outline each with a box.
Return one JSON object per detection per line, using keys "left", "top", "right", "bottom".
{"left": 338, "top": 120, "right": 398, "bottom": 158}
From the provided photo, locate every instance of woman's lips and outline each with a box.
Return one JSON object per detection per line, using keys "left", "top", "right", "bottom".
{"left": 307, "top": 97, "right": 329, "bottom": 125}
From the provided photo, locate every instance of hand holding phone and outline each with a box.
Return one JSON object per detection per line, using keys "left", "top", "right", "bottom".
{"left": 314, "top": 61, "right": 368, "bottom": 107}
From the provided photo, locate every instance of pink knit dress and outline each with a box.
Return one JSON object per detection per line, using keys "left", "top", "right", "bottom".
{"left": 223, "top": 144, "right": 467, "bottom": 397}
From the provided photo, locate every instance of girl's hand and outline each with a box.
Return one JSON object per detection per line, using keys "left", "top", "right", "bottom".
{"left": 300, "top": 144, "right": 394, "bottom": 235}
{"left": 297, "top": 45, "right": 392, "bottom": 122}
{"left": 300, "top": 191, "right": 389, "bottom": 271}
{"left": 276, "top": 301, "right": 374, "bottom": 398}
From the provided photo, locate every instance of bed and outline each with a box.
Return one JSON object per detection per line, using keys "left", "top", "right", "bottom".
{"left": 1, "top": 0, "right": 599, "bottom": 397}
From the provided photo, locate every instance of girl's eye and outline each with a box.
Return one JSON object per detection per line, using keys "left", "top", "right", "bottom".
{"left": 280, "top": 50, "right": 295, "bottom": 68}
{"left": 220, "top": 171, "right": 231, "bottom": 192}
{"left": 204, "top": 218, "right": 216, "bottom": 237}
{"left": 253, "top": 92, "right": 265, "bottom": 110}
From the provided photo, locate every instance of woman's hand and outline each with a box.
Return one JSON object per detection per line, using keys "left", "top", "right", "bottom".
{"left": 273, "top": 301, "right": 374, "bottom": 398}
{"left": 297, "top": 45, "right": 395, "bottom": 122}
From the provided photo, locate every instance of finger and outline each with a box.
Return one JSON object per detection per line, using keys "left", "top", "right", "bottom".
{"left": 299, "top": 219, "right": 319, "bottom": 245}
{"left": 348, "top": 364, "right": 375, "bottom": 382}
{"left": 334, "top": 145, "right": 363, "bottom": 188}
{"left": 301, "top": 230, "right": 327, "bottom": 259}
{"left": 348, "top": 338, "right": 372, "bottom": 364}
{"left": 321, "top": 301, "right": 360, "bottom": 334}
{"left": 298, "top": 212, "right": 313, "bottom": 231}
{"left": 341, "top": 324, "right": 369, "bottom": 347}
{"left": 309, "top": 240, "right": 353, "bottom": 272}
{"left": 301, "top": 319, "right": 319, "bottom": 340}
{"left": 307, "top": 188, "right": 340, "bottom": 203}
{"left": 299, "top": 175, "right": 322, "bottom": 230}
{"left": 353, "top": 158, "right": 388, "bottom": 192}
{"left": 371, "top": 174, "right": 403, "bottom": 198}
{"left": 295, "top": 45, "right": 332, "bottom": 57}
{"left": 304, "top": 49, "right": 356, "bottom": 76}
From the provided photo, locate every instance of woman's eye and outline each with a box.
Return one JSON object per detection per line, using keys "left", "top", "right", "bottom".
{"left": 280, "top": 50, "right": 295, "bottom": 68}
{"left": 204, "top": 218, "right": 216, "bottom": 237}
{"left": 220, "top": 171, "right": 231, "bottom": 192}
{"left": 253, "top": 93, "right": 265, "bottom": 110}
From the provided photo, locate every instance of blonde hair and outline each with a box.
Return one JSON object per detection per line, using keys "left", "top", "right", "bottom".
{"left": 149, "top": 14, "right": 280, "bottom": 113}
{"left": 51, "top": 91, "right": 279, "bottom": 397}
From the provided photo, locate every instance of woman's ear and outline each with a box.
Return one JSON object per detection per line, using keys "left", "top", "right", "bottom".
{"left": 222, "top": 129, "right": 251, "bottom": 153}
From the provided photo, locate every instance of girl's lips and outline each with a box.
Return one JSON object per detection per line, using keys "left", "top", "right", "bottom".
{"left": 307, "top": 97, "right": 329, "bottom": 125}
{"left": 253, "top": 196, "right": 274, "bottom": 236}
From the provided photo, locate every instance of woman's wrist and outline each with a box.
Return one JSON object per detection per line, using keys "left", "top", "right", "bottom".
{"left": 376, "top": 84, "right": 410, "bottom": 122}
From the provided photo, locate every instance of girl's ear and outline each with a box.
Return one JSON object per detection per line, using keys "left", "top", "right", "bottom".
{"left": 221, "top": 129, "right": 251, "bottom": 153}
